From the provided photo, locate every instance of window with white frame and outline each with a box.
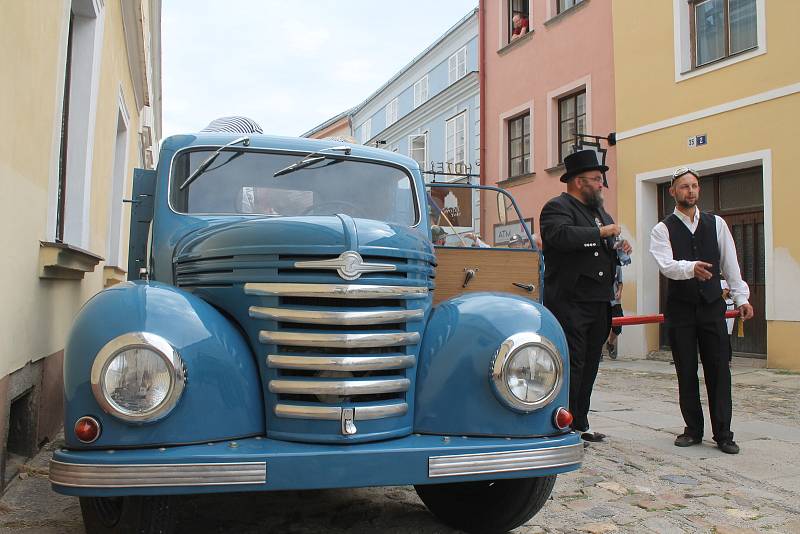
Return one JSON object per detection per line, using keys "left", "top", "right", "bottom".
{"left": 106, "top": 105, "right": 129, "bottom": 267}
{"left": 674, "top": 0, "right": 764, "bottom": 79}
{"left": 691, "top": 0, "right": 757, "bottom": 67}
{"left": 448, "top": 47, "right": 467, "bottom": 85}
{"left": 360, "top": 118, "right": 371, "bottom": 144}
{"left": 508, "top": 0, "right": 530, "bottom": 43}
{"left": 508, "top": 112, "right": 530, "bottom": 178}
{"left": 385, "top": 98, "right": 399, "bottom": 127}
{"left": 414, "top": 76, "right": 429, "bottom": 108}
{"left": 558, "top": 90, "right": 586, "bottom": 163}
{"left": 409, "top": 133, "right": 427, "bottom": 168}
{"left": 557, "top": 0, "right": 583, "bottom": 14}
{"left": 52, "top": 0, "right": 104, "bottom": 247}
{"left": 445, "top": 112, "right": 467, "bottom": 170}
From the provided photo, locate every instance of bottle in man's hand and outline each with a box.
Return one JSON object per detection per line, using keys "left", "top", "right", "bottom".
{"left": 613, "top": 236, "right": 632, "bottom": 266}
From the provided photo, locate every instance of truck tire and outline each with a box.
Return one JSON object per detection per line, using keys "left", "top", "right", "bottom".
{"left": 414, "top": 475, "right": 556, "bottom": 534}
{"left": 79, "top": 496, "right": 177, "bottom": 534}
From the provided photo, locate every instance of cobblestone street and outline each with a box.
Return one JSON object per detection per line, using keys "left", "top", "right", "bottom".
{"left": 2, "top": 357, "right": 798, "bottom": 534}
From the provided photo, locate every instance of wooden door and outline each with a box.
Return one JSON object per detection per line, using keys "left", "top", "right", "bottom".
{"left": 656, "top": 167, "right": 766, "bottom": 357}
{"left": 723, "top": 211, "right": 766, "bottom": 356}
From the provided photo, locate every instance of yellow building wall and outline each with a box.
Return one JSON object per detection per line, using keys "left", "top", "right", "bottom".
{"left": 613, "top": 0, "right": 800, "bottom": 132}
{"left": 0, "top": 1, "right": 146, "bottom": 378}
{"left": 613, "top": 1, "right": 800, "bottom": 369}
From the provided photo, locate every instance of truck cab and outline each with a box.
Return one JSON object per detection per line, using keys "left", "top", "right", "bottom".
{"left": 50, "top": 132, "right": 582, "bottom": 534}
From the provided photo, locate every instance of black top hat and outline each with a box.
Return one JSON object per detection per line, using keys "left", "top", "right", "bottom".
{"left": 560, "top": 149, "right": 609, "bottom": 183}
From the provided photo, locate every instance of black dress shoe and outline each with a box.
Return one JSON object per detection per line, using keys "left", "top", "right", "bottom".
{"left": 717, "top": 440, "right": 740, "bottom": 454}
{"left": 581, "top": 432, "right": 606, "bottom": 442}
{"left": 674, "top": 434, "right": 702, "bottom": 447}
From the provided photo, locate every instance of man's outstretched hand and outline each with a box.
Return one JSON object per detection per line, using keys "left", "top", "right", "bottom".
{"left": 693, "top": 261, "right": 713, "bottom": 281}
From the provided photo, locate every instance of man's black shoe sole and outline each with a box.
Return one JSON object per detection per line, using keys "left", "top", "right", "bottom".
{"left": 717, "top": 442, "right": 740, "bottom": 454}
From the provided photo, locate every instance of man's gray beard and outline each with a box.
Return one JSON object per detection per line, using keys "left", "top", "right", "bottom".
{"left": 585, "top": 191, "right": 604, "bottom": 209}
{"left": 677, "top": 198, "right": 696, "bottom": 209}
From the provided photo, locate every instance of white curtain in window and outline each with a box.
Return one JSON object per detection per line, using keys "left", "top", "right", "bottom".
{"left": 695, "top": 0, "right": 725, "bottom": 65}
{"left": 729, "top": 0, "right": 757, "bottom": 54}
{"left": 414, "top": 76, "right": 428, "bottom": 108}
{"left": 410, "top": 134, "right": 427, "bottom": 167}
{"left": 559, "top": 0, "right": 581, "bottom": 13}
{"left": 361, "top": 119, "right": 371, "bottom": 144}
{"left": 446, "top": 113, "right": 466, "bottom": 167}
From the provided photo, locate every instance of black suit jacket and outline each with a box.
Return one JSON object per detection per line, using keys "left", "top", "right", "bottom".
{"left": 539, "top": 193, "right": 617, "bottom": 305}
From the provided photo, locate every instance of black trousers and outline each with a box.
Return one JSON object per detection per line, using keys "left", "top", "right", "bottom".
{"left": 666, "top": 299, "right": 733, "bottom": 443}
{"left": 546, "top": 300, "right": 611, "bottom": 432}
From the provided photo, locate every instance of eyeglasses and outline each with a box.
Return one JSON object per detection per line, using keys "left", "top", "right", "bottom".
{"left": 672, "top": 167, "right": 700, "bottom": 183}
{"left": 578, "top": 175, "right": 604, "bottom": 184}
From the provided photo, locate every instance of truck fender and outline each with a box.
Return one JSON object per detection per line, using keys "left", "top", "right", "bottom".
{"left": 63, "top": 281, "right": 264, "bottom": 448}
{"left": 414, "top": 292, "right": 570, "bottom": 436}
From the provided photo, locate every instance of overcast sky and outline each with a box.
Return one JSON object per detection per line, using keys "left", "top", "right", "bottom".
{"left": 162, "top": 1, "right": 477, "bottom": 139}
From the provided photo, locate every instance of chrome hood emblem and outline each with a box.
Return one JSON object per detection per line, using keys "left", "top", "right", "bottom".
{"left": 294, "top": 251, "right": 396, "bottom": 281}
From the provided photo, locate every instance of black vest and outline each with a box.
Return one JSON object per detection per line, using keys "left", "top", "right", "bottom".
{"left": 663, "top": 212, "right": 722, "bottom": 304}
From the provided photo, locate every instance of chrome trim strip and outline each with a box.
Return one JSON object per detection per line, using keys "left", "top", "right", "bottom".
{"left": 428, "top": 443, "right": 583, "bottom": 478}
{"left": 244, "top": 282, "right": 428, "bottom": 299}
{"left": 250, "top": 306, "right": 423, "bottom": 325}
{"left": 269, "top": 378, "right": 410, "bottom": 395}
{"left": 294, "top": 251, "right": 397, "bottom": 281}
{"left": 357, "top": 403, "right": 409, "bottom": 420}
{"left": 90, "top": 332, "right": 187, "bottom": 424}
{"left": 274, "top": 403, "right": 408, "bottom": 420}
{"left": 275, "top": 404, "right": 341, "bottom": 420}
{"left": 259, "top": 331, "right": 420, "bottom": 348}
{"left": 49, "top": 460, "right": 266, "bottom": 488}
{"left": 267, "top": 354, "right": 416, "bottom": 371}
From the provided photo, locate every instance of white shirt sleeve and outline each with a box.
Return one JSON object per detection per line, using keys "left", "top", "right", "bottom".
{"left": 649, "top": 222, "right": 696, "bottom": 280}
{"left": 715, "top": 215, "right": 750, "bottom": 307}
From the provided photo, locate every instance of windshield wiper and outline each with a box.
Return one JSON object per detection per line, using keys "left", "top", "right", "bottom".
{"left": 179, "top": 136, "right": 251, "bottom": 190}
{"left": 273, "top": 146, "right": 352, "bottom": 177}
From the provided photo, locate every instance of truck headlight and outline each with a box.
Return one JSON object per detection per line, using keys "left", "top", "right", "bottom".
{"left": 91, "top": 333, "right": 186, "bottom": 423}
{"left": 490, "top": 333, "right": 563, "bottom": 412}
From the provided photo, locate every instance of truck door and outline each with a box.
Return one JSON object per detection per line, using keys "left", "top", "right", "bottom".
{"left": 427, "top": 183, "right": 541, "bottom": 305}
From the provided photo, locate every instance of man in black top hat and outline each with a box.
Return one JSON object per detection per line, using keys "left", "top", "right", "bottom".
{"left": 540, "top": 150, "right": 632, "bottom": 443}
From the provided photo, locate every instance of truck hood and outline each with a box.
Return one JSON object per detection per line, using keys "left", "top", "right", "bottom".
{"left": 174, "top": 215, "right": 434, "bottom": 263}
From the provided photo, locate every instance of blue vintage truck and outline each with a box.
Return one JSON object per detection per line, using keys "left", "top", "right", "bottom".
{"left": 49, "top": 131, "right": 582, "bottom": 533}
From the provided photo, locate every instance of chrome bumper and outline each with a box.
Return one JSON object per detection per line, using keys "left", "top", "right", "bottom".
{"left": 50, "top": 433, "right": 582, "bottom": 494}
{"left": 429, "top": 443, "right": 583, "bottom": 478}
{"left": 50, "top": 461, "right": 266, "bottom": 488}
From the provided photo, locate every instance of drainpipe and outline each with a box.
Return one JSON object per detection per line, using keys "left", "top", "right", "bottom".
{"left": 478, "top": 1, "right": 487, "bottom": 238}
{"left": 478, "top": 1, "right": 486, "bottom": 188}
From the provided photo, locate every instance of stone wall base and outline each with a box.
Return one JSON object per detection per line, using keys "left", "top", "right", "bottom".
{"left": 0, "top": 350, "right": 63, "bottom": 491}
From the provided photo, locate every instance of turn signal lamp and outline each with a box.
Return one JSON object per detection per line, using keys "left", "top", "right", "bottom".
{"left": 74, "top": 416, "right": 101, "bottom": 443}
{"left": 554, "top": 407, "right": 573, "bottom": 430}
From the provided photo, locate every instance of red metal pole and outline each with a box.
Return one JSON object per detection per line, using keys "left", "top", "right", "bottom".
{"left": 611, "top": 310, "right": 740, "bottom": 327}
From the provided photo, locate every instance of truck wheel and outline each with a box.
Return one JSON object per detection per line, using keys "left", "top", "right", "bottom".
{"left": 79, "top": 496, "right": 177, "bottom": 534}
{"left": 415, "top": 475, "right": 556, "bottom": 534}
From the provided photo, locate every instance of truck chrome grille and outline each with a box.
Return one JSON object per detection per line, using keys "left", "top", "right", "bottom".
{"left": 244, "top": 277, "right": 429, "bottom": 436}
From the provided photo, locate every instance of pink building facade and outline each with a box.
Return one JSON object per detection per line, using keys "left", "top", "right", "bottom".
{"left": 479, "top": 0, "right": 616, "bottom": 232}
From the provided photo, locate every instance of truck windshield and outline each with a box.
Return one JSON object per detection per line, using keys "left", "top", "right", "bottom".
{"left": 170, "top": 149, "right": 418, "bottom": 226}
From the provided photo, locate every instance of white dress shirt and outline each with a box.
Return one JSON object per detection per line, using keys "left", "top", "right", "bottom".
{"left": 650, "top": 207, "right": 750, "bottom": 307}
